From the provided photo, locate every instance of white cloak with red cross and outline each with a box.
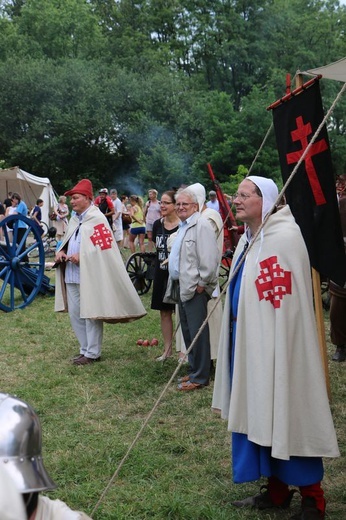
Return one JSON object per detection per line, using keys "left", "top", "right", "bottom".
{"left": 212, "top": 205, "right": 339, "bottom": 460}
{"left": 54, "top": 205, "right": 146, "bottom": 323}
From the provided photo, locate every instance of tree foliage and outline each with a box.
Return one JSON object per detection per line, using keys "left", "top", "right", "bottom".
{"left": 0, "top": 0, "right": 344, "bottom": 195}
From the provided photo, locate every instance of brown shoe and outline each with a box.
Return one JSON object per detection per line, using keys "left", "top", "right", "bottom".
{"left": 71, "top": 354, "right": 84, "bottom": 362}
{"left": 177, "top": 375, "right": 190, "bottom": 384}
{"left": 177, "top": 381, "right": 204, "bottom": 391}
{"left": 73, "top": 356, "right": 101, "bottom": 366}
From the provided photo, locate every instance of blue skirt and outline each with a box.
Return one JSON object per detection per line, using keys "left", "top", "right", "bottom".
{"left": 232, "top": 433, "right": 323, "bottom": 486}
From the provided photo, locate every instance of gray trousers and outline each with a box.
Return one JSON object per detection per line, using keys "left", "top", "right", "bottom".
{"left": 178, "top": 291, "right": 211, "bottom": 385}
{"left": 66, "top": 283, "right": 103, "bottom": 359}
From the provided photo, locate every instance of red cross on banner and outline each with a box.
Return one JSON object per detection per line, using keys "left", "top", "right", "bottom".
{"left": 286, "top": 116, "right": 327, "bottom": 205}
{"left": 255, "top": 256, "right": 292, "bottom": 309}
{"left": 90, "top": 223, "right": 113, "bottom": 250}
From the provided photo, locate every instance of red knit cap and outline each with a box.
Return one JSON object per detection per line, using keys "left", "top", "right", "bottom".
{"left": 64, "top": 179, "right": 93, "bottom": 200}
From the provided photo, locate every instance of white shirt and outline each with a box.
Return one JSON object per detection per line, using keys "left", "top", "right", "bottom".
{"left": 65, "top": 207, "right": 91, "bottom": 284}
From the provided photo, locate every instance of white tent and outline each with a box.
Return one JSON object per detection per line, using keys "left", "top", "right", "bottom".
{"left": 305, "top": 56, "right": 346, "bottom": 82}
{"left": 0, "top": 166, "right": 58, "bottom": 225}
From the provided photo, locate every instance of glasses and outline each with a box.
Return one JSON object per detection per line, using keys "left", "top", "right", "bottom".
{"left": 176, "top": 202, "right": 195, "bottom": 208}
{"left": 233, "top": 192, "right": 261, "bottom": 201}
{"left": 160, "top": 201, "right": 174, "bottom": 206}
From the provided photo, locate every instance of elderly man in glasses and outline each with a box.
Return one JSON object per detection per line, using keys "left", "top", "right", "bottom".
{"left": 168, "top": 188, "right": 219, "bottom": 391}
{"left": 212, "top": 176, "right": 339, "bottom": 520}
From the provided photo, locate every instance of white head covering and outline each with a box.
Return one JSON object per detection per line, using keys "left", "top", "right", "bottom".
{"left": 247, "top": 175, "right": 278, "bottom": 222}
{"left": 0, "top": 465, "right": 26, "bottom": 520}
{"left": 187, "top": 183, "right": 206, "bottom": 212}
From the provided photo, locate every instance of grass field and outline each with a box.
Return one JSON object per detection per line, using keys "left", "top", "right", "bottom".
{"left": 0, "top": 269, "right": 345, "bottom": 519}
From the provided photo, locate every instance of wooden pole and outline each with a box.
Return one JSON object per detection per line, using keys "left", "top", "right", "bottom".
{"left": 295, "top": 73, "right": 331, "bottom": 399}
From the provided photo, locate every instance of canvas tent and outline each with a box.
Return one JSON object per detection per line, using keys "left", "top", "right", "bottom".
{"left": 305, "top": 56, "right": 346, "bottom": 82}
{"left": 0, "top": 166, "right": 58, "bottom": 225}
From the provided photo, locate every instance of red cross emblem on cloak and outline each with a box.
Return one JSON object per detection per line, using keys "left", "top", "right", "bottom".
{"left": 286, "top": 115, "right": 327, "bottom": 205}
{"left": 90, "top": 223, "right": 113, "bottom": 250}
{"left": 255, "top": 256, "right": 292, "bottom": 309}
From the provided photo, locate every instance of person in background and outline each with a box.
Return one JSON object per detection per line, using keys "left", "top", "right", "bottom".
{"left": 144, "top": 189, "right": 161, "bottom": 252}
{"left": 120, "top": 195, "right": 130, "bottom": 248}
{"left": 110, "top": 189, "right": 123, "bottom": 247}
{"left": 3, "top": 191, "right": 12, "bottom": 209}
{"left": 330, "top": 173, "right": 346, "bottom": 362}
{"left": 129, "top": 195, "right": 146, "bottom": 253}
{"left": 5, "top": 196, "right": 18, "bottom": 237}
{"left": 0, "top": 199, "right": 5, "bottom": 239}
{"left": 94, "top": 188, "right": 114, "bottom": 228}
{"left": 30, "top": 198, "right": 44, "bottom": 236}
{"left": 0, "top": 392, "right": 92, "bottom": 520}
{"left": 168, "top": 188, "right": 219, "bottom": 391}
{"left": 11, "top": 192, "right": 29, "bottom": 261}
{"left": 212, "top": 176, "right": 339, "bottom": 520}
{"left": 206, "top": 190, "right": 220, "bottom": 212}
{"left": 53, "top": 195, "right": 69, "bottom": 242}
{"left": 55, "top": 179, "right": 146, "bottom": 365}
{"left": 150, "top": 190, "right": 180, "bottom": 361}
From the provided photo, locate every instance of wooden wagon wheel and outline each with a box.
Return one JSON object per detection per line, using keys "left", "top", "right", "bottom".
{"left": 219, "top": 252, "right": 233, "bottom": 291}
{"left": 0, "top": 214, "right": 45, "bottom": 311}
{"left": 125, "top": 252, "right": 155, "bottom": 295}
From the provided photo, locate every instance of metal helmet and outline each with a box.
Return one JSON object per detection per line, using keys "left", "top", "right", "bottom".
{"left": 0, "top": 392, "right": 57, "bottom": 493}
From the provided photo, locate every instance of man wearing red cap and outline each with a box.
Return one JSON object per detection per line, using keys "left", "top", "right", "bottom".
{"left": 54, "top": 179, "right": 146, "bottom": 365}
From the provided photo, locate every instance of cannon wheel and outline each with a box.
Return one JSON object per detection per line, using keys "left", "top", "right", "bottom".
{"left": 0, "top": 214, "right": 45, "bottom": 312}
{"left": 219, "top": 254, "right": 232, "bottom": 292}
{"left": 125, "top": 252, "right": 155, "bottom": 295}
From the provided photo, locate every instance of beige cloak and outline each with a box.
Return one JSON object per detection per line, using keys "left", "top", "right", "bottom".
{"left": 55, "top": 205, "right": 146, "bottom": 323}
{"left": 212, "top": 205, "right": 339, "bottom": 460}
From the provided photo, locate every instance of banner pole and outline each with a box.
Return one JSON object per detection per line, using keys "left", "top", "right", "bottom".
{"left": 295, "top": 73, "right": 331, "bottom": 399}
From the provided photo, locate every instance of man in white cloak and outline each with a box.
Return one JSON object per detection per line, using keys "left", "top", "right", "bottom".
{"left": 55, "top": 179, "right": 146, "bottom": 365}
{"left": 212, "top": 176, "right": 339, "bottom": 520}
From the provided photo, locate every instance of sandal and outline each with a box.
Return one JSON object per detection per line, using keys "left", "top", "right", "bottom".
{"left": 155, "top": 353, "right": 171, "bottom": 362}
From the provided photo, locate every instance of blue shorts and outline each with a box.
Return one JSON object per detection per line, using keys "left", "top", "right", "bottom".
{"left": 130, "top": 226, "right": 146, "bottom": 236}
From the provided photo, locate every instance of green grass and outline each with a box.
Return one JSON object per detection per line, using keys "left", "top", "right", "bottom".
{"left": 1, "top": 270, "right": 345, "bottom": 519}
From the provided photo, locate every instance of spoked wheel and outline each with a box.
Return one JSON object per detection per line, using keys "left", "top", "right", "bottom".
{"left": 219, "top": 253, "right": 232, "bottom": 292}
{"left": 0, "top": 214, "right": 45, "bottom": 311}
{"left": 125, "top": 252, "right": 155, "bottom": 295}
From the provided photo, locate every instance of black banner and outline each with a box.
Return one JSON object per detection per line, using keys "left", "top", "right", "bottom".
{"left": 272, "top": 80, "right": 346, "bottom": 286}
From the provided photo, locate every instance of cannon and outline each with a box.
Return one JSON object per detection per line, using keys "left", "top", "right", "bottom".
{"left": 125, "top": 251, "right": 156, "bottom": 295}
{"left": 0, "top": 214, "right": 54, "bottom": 312}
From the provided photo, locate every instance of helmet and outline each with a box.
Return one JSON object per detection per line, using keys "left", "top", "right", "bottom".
{"left": 0, "top": 393, "right": 57, "bottom": 493}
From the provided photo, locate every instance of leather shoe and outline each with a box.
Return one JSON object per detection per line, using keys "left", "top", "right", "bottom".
{"left": 332, "top": 345, "right": 346, "bottom": 362}
{"left": 177, "top": 375, "right": 190, "bottom": 384}
{"left": 233, "top": 486, "right": 296, "bottom": 510}
{"left": 290, "top": 497, "right": 325, "bottom": 519}
{"left": 177, "top": 381, "right": 205, "bottom": 391}
{"left": 71, "top": 354, "right": 84, "bottom": 362}
{"left": 73, "top": 356, "right": 101, "bottom": 366}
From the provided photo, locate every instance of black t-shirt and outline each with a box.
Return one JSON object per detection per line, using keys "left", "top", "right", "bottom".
{"left": 99, "top": 199, "right": 113, "bottom": 226}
